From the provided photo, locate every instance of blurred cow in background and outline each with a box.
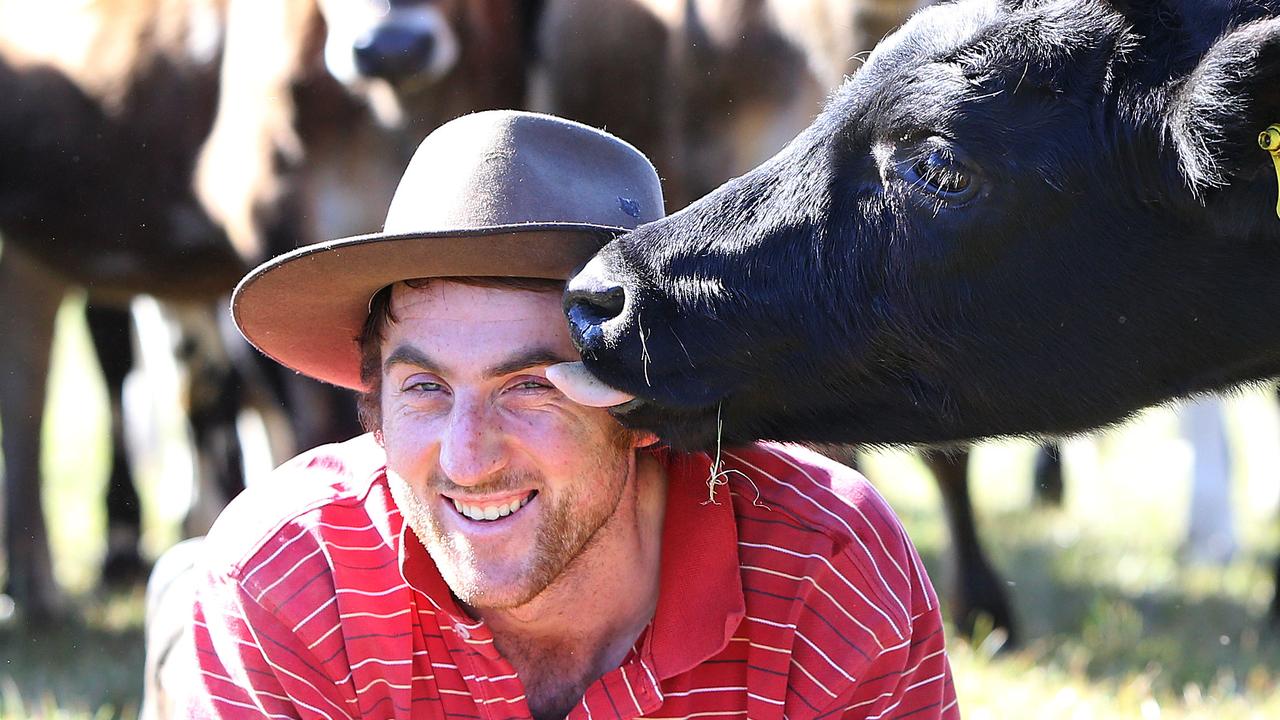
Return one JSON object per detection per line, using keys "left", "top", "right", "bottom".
{"left": 537, "top": 0, "right": 922, "bottom": 207}
{"left": 138, "top": 2, "right": 935, "bottom": 714}
{"left": 0, "top": 0, "right": 232, "bottom": 618}
{"left": 0, "top": 0, "right": 534, "bottom": 619}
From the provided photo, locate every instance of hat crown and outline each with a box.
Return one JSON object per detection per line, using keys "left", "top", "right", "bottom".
{"left": 383, "top": 110, "right": 664, "bottom": 233}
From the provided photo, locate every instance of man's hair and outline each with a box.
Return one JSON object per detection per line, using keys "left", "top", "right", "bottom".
{"left": 356, "top": 276, "right": 566, "bottom": 431}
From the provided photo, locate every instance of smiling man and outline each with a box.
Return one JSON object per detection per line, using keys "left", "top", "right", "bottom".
{"left": 179, "top": 110, "right": 957, "bottom": 719}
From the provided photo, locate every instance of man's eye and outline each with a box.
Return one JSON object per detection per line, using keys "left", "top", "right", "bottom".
{"left": 403, "top": 380, "right": 443, "bottom": 393}
{"left": 507, "top": 376, "right": 558, "bottom": 395}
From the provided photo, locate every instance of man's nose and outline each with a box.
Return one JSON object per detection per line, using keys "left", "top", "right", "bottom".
{"left": 437, "top": 399, "right": 507, "bottom": 485}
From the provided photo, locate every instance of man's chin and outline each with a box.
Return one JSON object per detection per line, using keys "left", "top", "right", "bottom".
{"left": 439, "top": 563, "right": 547, "bottom": 611}
{"left": 389, "top": 473, "right": 551, "bottom": 604}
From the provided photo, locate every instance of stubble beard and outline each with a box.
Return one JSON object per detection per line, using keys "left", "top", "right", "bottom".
{"left": 388, "top": 440, "right": 635, "bottom": 610}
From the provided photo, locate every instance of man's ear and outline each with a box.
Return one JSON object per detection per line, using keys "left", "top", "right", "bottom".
{"left": 1166, "top": 15, "right": 1280, "bottom": 195}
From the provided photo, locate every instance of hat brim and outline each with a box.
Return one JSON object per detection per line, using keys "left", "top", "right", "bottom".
{"left": 231, "top": 222, "right": 622, "bottom": 391}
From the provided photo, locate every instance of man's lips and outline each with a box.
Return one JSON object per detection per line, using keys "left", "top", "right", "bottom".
{"left": 444, "top": 490, "right": 538, "bottom": 522}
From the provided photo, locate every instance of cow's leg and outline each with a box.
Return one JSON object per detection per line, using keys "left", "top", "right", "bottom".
{"left": 1032, "top": 443, "right": 1065, "bottom": 507}
{"left": 275, "top": 368, "right": 361, "bottom": 451}
{"left": 225, "top": 332, "right": 297, "bottom": 479}
{"left": 187, "top": 364, "right": 245, "bottom": 534}
{"left": 1272, "top": 551, "right": 1280, "bottom": 624}
{"left": 85, "top": 302, "right": 148, "bottom": 585}
{"left": 173, "top": 304, "right": 247, "bottom": 537}
{"left": 921, "top": 447, "right": 1018, "bottom": 647}
{"left": 0, "top": 246, "right": 66, "bottom": 617}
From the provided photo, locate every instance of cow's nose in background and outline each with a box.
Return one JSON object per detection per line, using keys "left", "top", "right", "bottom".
{"left": 565, "top": 256, "right": 627, "bottom": 347}
{"left": 353, "top": 25, "right": 436, "bottom": 81}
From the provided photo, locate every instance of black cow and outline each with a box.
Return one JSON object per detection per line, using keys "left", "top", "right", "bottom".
{"left": 540, "top": 0, "right": 1037, "bottom": 645}
{"left": 559, "top": 0, "right": 1280, "bottom": 630}
{"left": 566, "top": 0, "right": 1280, "bottom": 448}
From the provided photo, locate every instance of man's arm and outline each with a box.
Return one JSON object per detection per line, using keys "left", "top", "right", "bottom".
{"left": 723, "top": 443, "right": 959, "bottom": 718}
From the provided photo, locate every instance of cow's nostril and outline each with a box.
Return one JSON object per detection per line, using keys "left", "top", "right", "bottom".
{"left": 566, "top": 255, "right": 629, "bottom": 347}
{"left": 565, "top": 284, "right": 626, "bottom": 329}
{"left": 353, "top": 26, "right": 436, "bottom": 81}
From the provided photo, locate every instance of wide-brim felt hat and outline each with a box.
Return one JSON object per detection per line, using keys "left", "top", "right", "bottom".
{"left": 232, "top": 110, "right": 664, "bottom": 390}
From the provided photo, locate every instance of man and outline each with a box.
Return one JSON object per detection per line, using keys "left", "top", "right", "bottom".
{"left": 181, "top": 110, "right": 958, "bottom": 718}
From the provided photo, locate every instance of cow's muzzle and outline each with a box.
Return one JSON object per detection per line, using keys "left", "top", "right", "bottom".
{"left": 564, "top": 254, "right": 627, "bottom": 349}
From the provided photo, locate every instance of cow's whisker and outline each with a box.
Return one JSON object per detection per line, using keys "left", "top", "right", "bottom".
{"left": 671, "top": 327, "right": 695, "bottom": 368}
{"left": 638, "top": 313, "right": 653, "bottom": 387}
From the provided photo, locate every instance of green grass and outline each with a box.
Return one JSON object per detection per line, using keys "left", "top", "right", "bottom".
{"left": 6, "top": 296, "right": 1280, "bottom": 717}
{"left": 860, "top": 393, "right": 1280, "bottom": 718}
{"left": 0, "top": 591, "right": 146, "bottom": 720}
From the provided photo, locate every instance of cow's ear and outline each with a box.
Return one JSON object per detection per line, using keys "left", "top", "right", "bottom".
{"left": 1166, "top": 16, "right": 1280, "bottom": 194}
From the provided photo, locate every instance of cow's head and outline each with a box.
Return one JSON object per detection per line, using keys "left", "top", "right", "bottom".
{"left": 322, "top": 0, "right": 465, "bottom": 82}
{"left": 561, "top": 0, "right": 1280, "bottom": 449}
{"left": 315, "top": 0, "right": 529, "bottom": 128}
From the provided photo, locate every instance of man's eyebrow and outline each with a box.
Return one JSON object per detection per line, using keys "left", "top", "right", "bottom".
{"left": 383, "top": 344, "right": 442, "bottom": 374}
{"left": 485, "top": 348, "right": 576, "bottom": 378}
{"left": 381, "top": 345, "right": 574, "bottom": 378}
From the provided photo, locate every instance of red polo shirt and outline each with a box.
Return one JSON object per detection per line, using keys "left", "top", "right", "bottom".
{"left": 182, "top": 434, "right": 958, "bottom": 719}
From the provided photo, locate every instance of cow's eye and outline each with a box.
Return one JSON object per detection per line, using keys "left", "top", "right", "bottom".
{"left": 897, "top": 144, "right": 980, "bottom": 204}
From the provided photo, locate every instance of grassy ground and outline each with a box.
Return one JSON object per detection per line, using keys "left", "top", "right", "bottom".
{"left": 861, "top": 396, "right": 1280, "bottom": 719}
{"left": 3, "top": 296, "right": 1280, "bottom": 718}
{"left": 0, "top": 590, "right": 146, "bottom": 720}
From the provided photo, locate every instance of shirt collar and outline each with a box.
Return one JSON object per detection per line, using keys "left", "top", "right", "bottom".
{"left": 392, "top": 448, "right": 746, "bottom": 675}
{"left": 398, "top": 519, "right": 464, "bottom": 619}
{"left": 646, "top": 449, "right": 745, "bottom": 679}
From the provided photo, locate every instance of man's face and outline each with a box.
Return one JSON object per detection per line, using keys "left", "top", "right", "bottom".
{"left": 379, "top": 280, "right": 645, "bottom": 609}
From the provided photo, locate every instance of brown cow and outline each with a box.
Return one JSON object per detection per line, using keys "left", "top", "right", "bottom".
{"left": 536, "top": 0, "right": 924, "bottom": 207}
{"left": 0, "top": 0, "right": 533, "bottom": 619}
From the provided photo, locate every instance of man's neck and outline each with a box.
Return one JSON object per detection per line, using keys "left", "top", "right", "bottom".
{"left": 469, "top": 452, "right": 667, "bottom": 718}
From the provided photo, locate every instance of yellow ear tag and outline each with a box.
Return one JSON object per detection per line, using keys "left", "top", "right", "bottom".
{"left": 1258, "top": 124, "right": 1280, "bottom": 218}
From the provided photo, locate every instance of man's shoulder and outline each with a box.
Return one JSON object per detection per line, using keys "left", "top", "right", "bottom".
{"left": 714, "top": 442, "right": 909, "bottom": 546}
{"left": 659, "top": 444, "right": 950, "bottom": 713}
{"left": 200, "top": 433, "right": 392, "bottom": 580}
{"left": 704, "top": 442, "right": 925, "bottom": 632}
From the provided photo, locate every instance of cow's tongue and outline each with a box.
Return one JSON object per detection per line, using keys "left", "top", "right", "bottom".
{"left": 545, "top": 361, "right": 635, "bottom": 408}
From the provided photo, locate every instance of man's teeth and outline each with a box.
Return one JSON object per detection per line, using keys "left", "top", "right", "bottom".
{"left": 452, "top": 495, "right": 532, "bottom": 521}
